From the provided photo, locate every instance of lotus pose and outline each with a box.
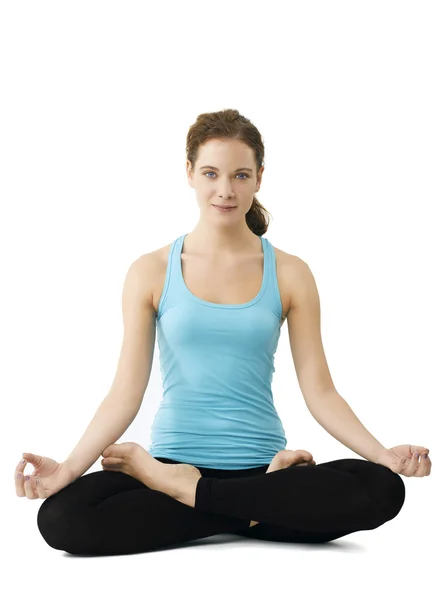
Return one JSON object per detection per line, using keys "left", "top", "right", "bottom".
{"left": 15, "top": 109, "right": 431, "bottom": 556}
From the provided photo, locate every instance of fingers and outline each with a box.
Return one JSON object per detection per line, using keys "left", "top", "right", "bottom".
{"left": 15, "top": 458, "right": 28, "bottom": 497}
{"left": 35, "top": 478, "right": 47, "bottom": 499}
{"left": 24, "top": 474, "right": 39, "bottom": 499}
{"left": 15, "top": 457, "right": 39, "bottom": 499}
{"left": 405, "top": 452, "right": 431, "bottom": 477}
{"left": 419, "top": 452, "right": 431, "bottom": 476}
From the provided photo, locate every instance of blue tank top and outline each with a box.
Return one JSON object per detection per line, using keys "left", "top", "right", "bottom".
{"left": 147, "top": 232, "right": 288, "bottom": 469}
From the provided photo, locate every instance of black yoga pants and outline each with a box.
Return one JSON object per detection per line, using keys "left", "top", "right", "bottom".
{"left": 36, "top": 456, "right": 406, "bottom": 556}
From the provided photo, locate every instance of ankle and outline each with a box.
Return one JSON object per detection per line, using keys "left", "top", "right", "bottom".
{"left": 172, "top": 475, "right": 202, "bottom": 508}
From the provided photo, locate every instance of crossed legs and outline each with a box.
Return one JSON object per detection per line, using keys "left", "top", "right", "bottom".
{"left": 36, "top": 458, "right": 405, "bottom": 555}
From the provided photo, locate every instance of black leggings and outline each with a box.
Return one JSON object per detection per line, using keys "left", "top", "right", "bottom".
{"left": 36, "top": 456, "right": 405, "bottom": 556}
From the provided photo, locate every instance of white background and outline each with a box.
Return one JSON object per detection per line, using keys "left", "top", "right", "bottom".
{"left": 2, "top": 1, "right": 446, "bottom": 598}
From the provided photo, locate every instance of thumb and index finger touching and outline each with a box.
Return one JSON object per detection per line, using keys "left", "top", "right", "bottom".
{"left": 18, "top": 453, "right": 42, "bottom": 474}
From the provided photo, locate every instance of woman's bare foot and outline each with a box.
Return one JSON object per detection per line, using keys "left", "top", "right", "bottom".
{"left": 266, "top": 449, "right": 316, "bottom": 474}
{"left": 101, "top": 442, "right": 201, "bottom": 500}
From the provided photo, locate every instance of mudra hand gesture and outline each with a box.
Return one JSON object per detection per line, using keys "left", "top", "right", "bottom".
{"left": 376, "top": 445, "right": 432, "bottom": 477}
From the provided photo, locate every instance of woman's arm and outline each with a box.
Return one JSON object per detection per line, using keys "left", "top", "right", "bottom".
{"left": 64, "top": 397, "right": 142, "bottom": 478}
{"left": 286, "top": 258, "right": 387, "bottom": 462}
{"left": 64, "top": 254, "right": 157, "bottom": 478}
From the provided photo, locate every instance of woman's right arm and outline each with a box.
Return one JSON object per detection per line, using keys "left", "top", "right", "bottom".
{"left": 64, "top": 254, "right": 157, "bottom": 479}
{"left": 64, "top": 396, "right": 143, "bottom": 478}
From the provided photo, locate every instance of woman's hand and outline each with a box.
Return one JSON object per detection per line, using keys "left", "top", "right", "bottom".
{"left": 376, "top": 445, "right": 432, "bottom": 477}
{"left": 14, "top": 453, "right": 78, "bottom": 499}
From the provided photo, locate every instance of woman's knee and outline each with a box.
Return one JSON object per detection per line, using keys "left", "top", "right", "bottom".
{"left": 352, "top": 459, "right": 406, "bottom": 522}
{"left": 376, "top": 466, "right": 406, "bottom": 522}
{"left": 37, "top": 478, "right": 90, "bottom": 553}
{"left": 38, "top": 495, "right": 100, "bottom": 554}
{"left": 37, "top": 494, "right": 72, "bottom": 551}
{"left": 325, "top": 458, "right": 406, "bottom": 523}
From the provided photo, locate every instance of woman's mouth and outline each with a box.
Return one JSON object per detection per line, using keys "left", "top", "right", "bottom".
{"left": 213, "top": 205, "right": 237, "bottom": 212}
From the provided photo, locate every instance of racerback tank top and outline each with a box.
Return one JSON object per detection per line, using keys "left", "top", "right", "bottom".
{"left": 147, "top": 232, "right": 288, "bottom": 469}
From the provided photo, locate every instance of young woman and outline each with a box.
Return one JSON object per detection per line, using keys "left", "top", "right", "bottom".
{"left": 15, "top": 109, "right": 431, "bottom": 555}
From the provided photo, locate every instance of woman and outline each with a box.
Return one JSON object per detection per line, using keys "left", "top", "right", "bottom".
{"left": 15, "top": 109, "right": 431, "bottom": 555}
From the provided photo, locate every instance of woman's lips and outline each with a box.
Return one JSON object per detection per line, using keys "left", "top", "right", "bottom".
{"left": 213, "top": 205, "right": 237, "bottom": 212}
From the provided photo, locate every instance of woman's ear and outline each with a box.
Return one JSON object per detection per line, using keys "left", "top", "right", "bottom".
{"left": 186, "top": 161, "right": 194, "bottom": 187}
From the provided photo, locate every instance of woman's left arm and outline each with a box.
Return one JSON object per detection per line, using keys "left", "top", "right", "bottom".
{"left": 285, "top": 258, "right": 431, "bottom": 476}
{"left": 306, "top": 388, "right": 387, "bottom": 462}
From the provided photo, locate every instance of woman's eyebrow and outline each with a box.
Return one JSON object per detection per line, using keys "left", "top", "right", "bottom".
{"left": 199, "top": 165, "right": 253, "bottom": 173}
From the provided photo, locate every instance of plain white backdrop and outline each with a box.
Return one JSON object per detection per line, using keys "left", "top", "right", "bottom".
{"left": 2, "top": 1, "right": 446, "bottom": 599}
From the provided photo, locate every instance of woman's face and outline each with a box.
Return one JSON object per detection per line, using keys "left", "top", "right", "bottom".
{"left": 187, "top": 138, "right": 263, "bottom": 221}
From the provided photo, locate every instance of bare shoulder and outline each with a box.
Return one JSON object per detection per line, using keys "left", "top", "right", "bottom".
{"left": 133, "top": 242, "right": 172, "bottom": 308}
{"left": 147, "top": 242, "right": 172, "bottom": 278}
{"left": 271, "top": 245, "right": 307, "bottom": 270}
{"left": 271, "top": 245, "right": 310, "bottom": 313}
{"left": 276, "top": 246, "right": 318, "bottom": 313}
{"left": 150, "top": 241, "right": 173, "bottom": 263}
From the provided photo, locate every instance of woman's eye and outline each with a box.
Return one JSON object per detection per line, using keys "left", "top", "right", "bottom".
{"left": 204, "top": 172, "right": 248, "bottom": 179}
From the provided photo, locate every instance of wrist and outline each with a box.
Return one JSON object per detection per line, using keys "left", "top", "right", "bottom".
{"left": 62, "top": 459, "right": 82, "bottom": 479}
{"left": 374, "top": 447, "right": 392, "bottom": 464}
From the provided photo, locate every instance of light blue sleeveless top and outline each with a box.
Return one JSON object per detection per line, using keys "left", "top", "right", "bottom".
{"left": 147, "top": 232, "right": 288, "bottom": 469}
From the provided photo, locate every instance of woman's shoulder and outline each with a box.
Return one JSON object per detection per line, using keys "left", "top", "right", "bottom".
{"left": 270, "top": 242, "right": 307, "bottom": 272}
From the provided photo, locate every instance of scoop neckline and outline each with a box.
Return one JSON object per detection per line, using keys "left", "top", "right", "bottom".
{"left": 178, "top": 233, "right": 268, "bottom": 309}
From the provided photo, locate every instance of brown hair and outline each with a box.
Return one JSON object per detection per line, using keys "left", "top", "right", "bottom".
{"left": 186, "top": 108, "right": 272, "bottom": 236}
